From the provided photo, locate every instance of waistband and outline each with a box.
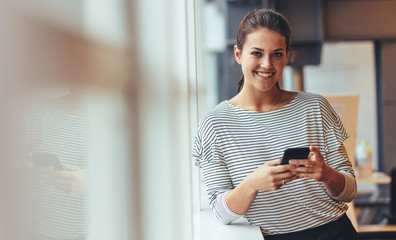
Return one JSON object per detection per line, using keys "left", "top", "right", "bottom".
{"left": 264, "top": 214, "right": 353, "bottom": 240}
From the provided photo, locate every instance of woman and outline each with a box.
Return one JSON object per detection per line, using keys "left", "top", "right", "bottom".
{"left": 193, "top": 9, "right": 358, "bottom": 240}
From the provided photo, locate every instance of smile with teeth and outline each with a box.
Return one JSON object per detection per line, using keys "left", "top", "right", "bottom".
{"left": 255, "top": 71, "right": 274, "bottom": 78}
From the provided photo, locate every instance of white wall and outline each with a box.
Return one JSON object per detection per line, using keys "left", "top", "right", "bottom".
{"left": 304, "top": 41, "right": 378, "bottom": 169}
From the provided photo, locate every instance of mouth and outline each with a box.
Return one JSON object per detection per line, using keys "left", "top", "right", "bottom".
{"left": 255, "top": 71, "right": 275, "bottom": 78}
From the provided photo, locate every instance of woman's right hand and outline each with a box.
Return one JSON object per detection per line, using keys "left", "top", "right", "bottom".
{"left": 225, "top": 159, "right": 299, "bottom": 215}
{"left": 246, "top": 159, "right": 298, "bottom": 191}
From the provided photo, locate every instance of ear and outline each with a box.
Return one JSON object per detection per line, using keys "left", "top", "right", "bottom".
{"left": 234, "top": 45, "right": 242, "bottom": 65}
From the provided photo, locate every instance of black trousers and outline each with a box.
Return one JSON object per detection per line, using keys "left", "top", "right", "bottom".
{"left": 264, "top": 214, "right": 360, "bottom": 240}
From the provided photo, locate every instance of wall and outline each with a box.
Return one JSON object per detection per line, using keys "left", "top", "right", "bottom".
{"left": 381, "top": 42, "right": 396, "bottom": 173}
{"left": 304, "top": 41, "right": 378, "bottom": 169}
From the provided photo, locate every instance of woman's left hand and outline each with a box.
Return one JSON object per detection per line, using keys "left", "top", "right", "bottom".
{"left": 289, "top": 145, "right": 330, "bottom": 182}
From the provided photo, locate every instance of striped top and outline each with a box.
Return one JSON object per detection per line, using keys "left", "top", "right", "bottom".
{"left": 193, "top": 92, "right": 355, "bottom": 235}
{"left": 23, "top": 104, "right": 87, "bottom": 239}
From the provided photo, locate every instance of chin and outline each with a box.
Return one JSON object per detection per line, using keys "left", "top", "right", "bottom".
{"left": 254, "top": 82, "right": 277, "bottom": 92}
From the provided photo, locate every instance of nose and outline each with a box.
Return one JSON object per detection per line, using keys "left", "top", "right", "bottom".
{"left": 260, "top": 54, "right": 272, "bottom": 69}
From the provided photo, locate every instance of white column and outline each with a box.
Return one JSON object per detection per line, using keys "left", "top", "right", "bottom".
{"left": 82, "top": 0, "right": 127, "bottom": 46}
{"left": 82, "top": 1, "right": 134, "bottom": 240}
{"left": 134, "top": 0, "right": 194, "bottom": 239}
{"left": 85, "top": 92, "right": 135, "bottom": 240}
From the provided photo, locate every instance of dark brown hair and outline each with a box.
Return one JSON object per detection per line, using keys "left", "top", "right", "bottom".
{"left": 236, "top": 9, "right": 294, "bottom": 92}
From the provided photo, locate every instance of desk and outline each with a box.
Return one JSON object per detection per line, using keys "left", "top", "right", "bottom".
{"left": 356, "top": 172, "right": 391, "bottom": 196}
{"left": 355, "top": 172, "right": 391, "bottom": 225}
{"left": 359, "top": 225, "right": 396, "bottom": 232}
{"left": 357, "top": 172, "right": 391, "bottom": 185}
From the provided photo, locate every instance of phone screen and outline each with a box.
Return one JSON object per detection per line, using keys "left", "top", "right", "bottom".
{"left": 281, "top": 147, "right": 310, "bottom": 165}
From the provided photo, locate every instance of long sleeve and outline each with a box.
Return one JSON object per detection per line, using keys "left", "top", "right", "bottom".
{"left": 327, "top": 144, "right": 357, "bottom": 202}
{"left": 214, "top": 191, "right": 243, "bottom": 224}
{"left": 333, "top": 172, "right": 357, "bottom": 202}
{"left": 319, "top": 96, "right": 357, "bottom": 202}
{"left": 193, "top": 117, "right": 242, "bottom": 224}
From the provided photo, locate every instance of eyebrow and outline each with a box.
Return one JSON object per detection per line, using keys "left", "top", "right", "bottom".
{"left": 250, "top": 47, "right": 285, "bottom": 52}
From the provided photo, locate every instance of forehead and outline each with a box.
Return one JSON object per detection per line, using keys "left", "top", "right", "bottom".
{"left": 244, "top": 27, "right": 286, "bottom": 50}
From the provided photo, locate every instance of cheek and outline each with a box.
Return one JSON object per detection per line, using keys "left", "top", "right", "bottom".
{"left": 241, "top": 58, "right": 259, "bottom": 72}
{"left": 274, "top": 58, "right": 287, "bottom": 70}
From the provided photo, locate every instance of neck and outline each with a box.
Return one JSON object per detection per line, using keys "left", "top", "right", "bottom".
{"left": 238, "top": 87, "right": 280, "bottom": 112}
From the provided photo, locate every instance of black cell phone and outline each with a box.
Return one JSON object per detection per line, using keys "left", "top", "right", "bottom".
{"left": 281, "top": 147, "right": 310, "bottom": 165}
{"left": 31, "top": 153, "right": 63, "bottom": 170}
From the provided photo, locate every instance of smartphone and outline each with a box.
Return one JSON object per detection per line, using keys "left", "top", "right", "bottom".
{"left": 31, "top": 153, "right": 63, "bottom": 170}
{"left": 281, "top": 147, "right": 310, "bottom": 165}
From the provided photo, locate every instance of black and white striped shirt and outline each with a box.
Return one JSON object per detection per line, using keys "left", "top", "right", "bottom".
{"left": 193, "top": 92, "right": 355, "bottom": 235}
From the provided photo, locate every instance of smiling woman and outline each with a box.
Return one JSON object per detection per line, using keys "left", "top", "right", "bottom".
{"left": 230, "top": 10, "right": 297, "bottom": 113}
{"left": 235, "top": 28, "right": 287, "bottom": 93}
{"left": 193, "top": 9, "right": 359, "bottom": 240}
{"left": 235, "top": 9, "right": 294, "bottom": 94}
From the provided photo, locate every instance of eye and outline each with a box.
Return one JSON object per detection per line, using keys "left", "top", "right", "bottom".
{"left": 273, "top": 52, "right": 284, "bottom": 58}
{"left": 251, "top": 51, "right": 262, "bottom": 57}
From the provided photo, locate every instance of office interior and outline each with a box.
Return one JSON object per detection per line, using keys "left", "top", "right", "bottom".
{"left": 1, "top": 0, "right": 396, "bottom": 239}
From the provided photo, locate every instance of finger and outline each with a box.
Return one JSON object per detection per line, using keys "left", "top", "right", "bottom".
{"left": 291, "top": 166, "right": 316, "bottom": 173}
{"left": 279, "top": 176, "right": 299, "bottom": 186}
{"left": 283, "top": 176, "right": 299, "bottom": 184}
{"left": 266, "top": 158, "right": 282, "bottom": 166}
{"left": 296, "top": 172, "right": 318, "bottom": 179}
{"left": 272, "top": 164, "right": 297, "bottom": 173}
{"left": 274, "top": 170, "right": 297, "bottom": 180}
{"left": 289, "top": 159, "right": 318, "bottom": 166}
{"left": 310, "top": 145, "right": 323, "bottom": 158}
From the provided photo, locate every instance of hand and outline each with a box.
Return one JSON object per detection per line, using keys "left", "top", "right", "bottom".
{"left": 49, "top": 163, "right": 86, "bottom": 196}
{"left": 289, "top": 145, "right": 330, "bottom": 182}
{"left": 246, "top": 159, "right": 298, "bottom": 191}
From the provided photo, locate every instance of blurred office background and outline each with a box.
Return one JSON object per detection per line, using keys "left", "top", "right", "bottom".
{"left": 197, "top": 1, "right": 396, "bottom": 239}
{"left": 1, "top": 0, "right": 396, "bottom": 240}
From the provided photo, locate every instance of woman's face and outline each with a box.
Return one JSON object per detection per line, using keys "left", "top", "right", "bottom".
{"left": 234, "top": 27, "right": 287, "bottom": 93}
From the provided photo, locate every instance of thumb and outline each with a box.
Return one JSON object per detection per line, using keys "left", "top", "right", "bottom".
{"left": 309, "top": 146, "right": 323, "bottom": 160}
{"left": 266, "top": 158, "right": 282, "bottom": 166}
